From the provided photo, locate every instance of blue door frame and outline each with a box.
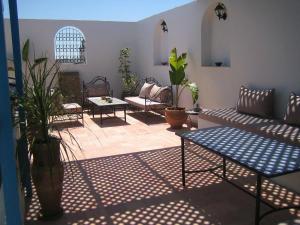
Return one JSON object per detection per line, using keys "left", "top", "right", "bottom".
{"left": 9, "top": 0, "right": 32, "bottom": 197}
{"left": 0, "top": 0, "right": 23, "bottom": 224}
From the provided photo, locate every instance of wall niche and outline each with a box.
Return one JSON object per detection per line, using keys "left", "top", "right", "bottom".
{"left": 153, "top": 19, "right": 169, "bottom": 66}
{"left": 201, "top": 2, "right": 230, "bottom": 67}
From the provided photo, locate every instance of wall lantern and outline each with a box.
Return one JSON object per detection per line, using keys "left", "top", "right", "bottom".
{"left": 160, "top": 20, "right": 168, "bottom": 32}
{"left": 215, "top": 3, "right": 227, "bottom": 20}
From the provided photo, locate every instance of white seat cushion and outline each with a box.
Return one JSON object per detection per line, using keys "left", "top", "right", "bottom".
{"left": 124, "top": 96, "right": 166, "bottom": 110}
{"left": 62, "top": 103, "right": 82, "bottom": 113}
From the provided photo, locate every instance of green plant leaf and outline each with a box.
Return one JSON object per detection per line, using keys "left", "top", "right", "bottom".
{"left": 22, "top": 39, "right": 30, "bottom": 62}
{"left": 167, "top": 47, "right": 199, "bottom": 107}
{"left": 34, "top": 57, "right": 48, "bottom": 65}
{"left": 168, "top": 48, "right": 187, "bottom": 86}
{"left": 188, "top": 82, "right": 199, "bottom": 104}
{"left": 169, "top": 69, "right": 185, "bottom": 85}
{"left": 169, "top": 48, "right": 178, "bottom": 70}
{"left": 31, "top": 57, "right": 47, "bottom": 70}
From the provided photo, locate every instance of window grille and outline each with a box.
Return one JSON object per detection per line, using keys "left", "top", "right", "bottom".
{"left": 54, "top": 26, "right": 86, "bottom": 64}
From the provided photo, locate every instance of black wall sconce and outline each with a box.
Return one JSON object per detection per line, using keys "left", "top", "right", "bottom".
{"left": 215, "top": 3, "right": 227, "bottom": 20}
{"left": 161, "top": 20, "right": 168, "bottom": 32}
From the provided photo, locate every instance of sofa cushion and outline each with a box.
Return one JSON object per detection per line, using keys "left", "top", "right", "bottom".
{"left": 62, "top": 103, "right": 82, "bottom": 113}
{"left": 199, "top": 108, "right": 300, "bottom": 146}
{"left": 124, "top": 96, "right": 166, "bottom": 111}
{"left": 236, "top": 86, "right": 274, "bottom": 118}
{"left": 139, "top": 82, "right": 154, "bottom": 98}
{"left": 284, "top": 92, "right": 300, "bottom": 126}
{"left": 200, "top": 108, "right": 274, "bottom": 126}
{"left": 149, "top": 85, "right": 170, "bottom": 103}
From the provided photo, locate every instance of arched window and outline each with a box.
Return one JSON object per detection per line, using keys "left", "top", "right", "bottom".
{"left": 54, "top": 26, "right": 86, "bottom": 64}
{"left": 153, "top": 19, "right": 169, "bottom": 66}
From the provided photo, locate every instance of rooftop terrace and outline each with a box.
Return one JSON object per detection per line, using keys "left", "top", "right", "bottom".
{"left": 25, "top": 111, "right": 300, "bottom": 225}
{"left": 1, "top": 0, "right": 300, "bottom": 225}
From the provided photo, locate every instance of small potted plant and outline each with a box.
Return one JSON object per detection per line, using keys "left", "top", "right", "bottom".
{"left": 165, "top": 48, "right": 199, "bottom": 129}
{"left": 118, "top": 48, "right": 139, "bottom": 98}
{"left": 21, "top": 39, "right": 79, "bottom": 219}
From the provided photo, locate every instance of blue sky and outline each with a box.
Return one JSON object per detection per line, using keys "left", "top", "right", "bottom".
{"left": 3, "top": 0, "right": 194, "bottom": 22}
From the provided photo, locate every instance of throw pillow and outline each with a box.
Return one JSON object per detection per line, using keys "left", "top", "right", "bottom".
{"left": 149, "top": 85, "right": 170, "bottom": 103}
{"left": 139, "top": 82, "right": 154, "bottom": 98}
{"left": 284, "top": 92, "right": 300, "bottom": 126}
{"left": 236, "top": 85, "right": 274, "bottom": 118}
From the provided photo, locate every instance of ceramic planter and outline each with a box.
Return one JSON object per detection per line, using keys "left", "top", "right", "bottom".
{"left": 165, "top": 107, "right": 187, "bottom": 129}
{"left": 31, "top": 137, "right": 64, "bottom": 219}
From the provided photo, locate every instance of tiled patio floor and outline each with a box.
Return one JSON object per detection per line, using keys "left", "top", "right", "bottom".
{"left": 54, "top": 110, "right": 182, "bottom": 160}
{"left": 25, "top": 110, "right": 300, "bottom": 225}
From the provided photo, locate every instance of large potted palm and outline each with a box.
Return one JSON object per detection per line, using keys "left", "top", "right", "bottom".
{"left": 165, "top": 48, "right": 199, "bottom": 129}
{"left": 21, "top": 40, "right": 77, "bottom": 219}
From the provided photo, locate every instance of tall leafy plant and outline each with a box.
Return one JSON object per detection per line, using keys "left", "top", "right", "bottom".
{"left": 21, "top": 39, "right": 78, "bottom": 161}
{"left": 169, "top": 48, "right": 199, "bottom": 108}
{"left": 118, "top": 48, "right": 139, "bottom": 96}
{"left": 22, "top": 40, "right": 59, "bottom": 143}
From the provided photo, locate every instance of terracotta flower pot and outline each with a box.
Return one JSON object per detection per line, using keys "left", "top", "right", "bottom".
{"left": 165, "top": 107, "right": 187, "bottom": 129}
{"left": 31, "top": 137, "right": 64, "bottom": 219}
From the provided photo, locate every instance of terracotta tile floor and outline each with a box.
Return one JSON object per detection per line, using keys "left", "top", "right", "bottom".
{"left": 54, "top": 110, "right": 182, "bottom": 160}
{"left": 25, "top": 110, "right": 300, "bottom": 225}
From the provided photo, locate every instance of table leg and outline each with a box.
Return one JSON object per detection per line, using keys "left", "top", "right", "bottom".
{"left": 187, "top": 115, "right": 192, "bottom": 129}
{"left": 92, "top": 105, "right": 95, "bottom": 119}
{"left": 100, "top": 108, "right": 103, "bottom": 125}
{"left": 181, "top": 137, "right": 186, "bottom": 187}
{"left": 223, "top": 158, "right": 227, "bottom": 179}
{"left": 113, "top": 107, "right": 116, "bottom": 117}
{"left": 255, "top": 175, "right": 262, "bottom": 225}
{"left": 124, "top": 106, "right": 127, "bottom": 122}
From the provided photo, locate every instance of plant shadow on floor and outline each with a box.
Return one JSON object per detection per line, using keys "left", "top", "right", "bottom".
{"left": 91, "top": 117, "right": 130, "bottom": 128}
{"left": 25, "top": 145, "right": 300, "bottom": 225}
{"left": 53, "top": 120, "right": 84, "bottom": 129}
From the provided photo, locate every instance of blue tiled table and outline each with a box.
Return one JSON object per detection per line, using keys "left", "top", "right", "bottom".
{"left": 176, "top": 126, "right": 300, "bottom": 225}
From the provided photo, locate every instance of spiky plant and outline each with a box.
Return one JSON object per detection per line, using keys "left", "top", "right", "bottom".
{"left": 21, "top": 39, "right": 79, "bottom": 164}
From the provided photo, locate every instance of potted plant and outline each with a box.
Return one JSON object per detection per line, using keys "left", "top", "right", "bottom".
{"left": 165, "top": 48, "right": 199, "bottom": 129}
{"left": 118, "top": 48, "right": 139, "bottom": 98}
{"left": 21, "top": 39, "right": 78, "bottom": 219}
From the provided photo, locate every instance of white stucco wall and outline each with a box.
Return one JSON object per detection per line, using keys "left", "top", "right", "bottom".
{"left": 5, "top": 19, "right": 138, "bottom": 98}
{"left": 135, "top": 0, "right": 300, "bottom": 192}
{"left": 7, "top": 0, "right": 300, "bottom": 115}
{"left": 136, "top": 0, "right": 300, "bottom": 117}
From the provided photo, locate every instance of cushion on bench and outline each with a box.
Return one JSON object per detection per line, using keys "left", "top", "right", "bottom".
{"left": 284, "top": 92, "right": 300, "bottom": 126}
{"left": 199, "top": 108, "right": 300, "bottom": 146}
{"left": 260, "top": 123, "right": 300, "bottom": 144}
{"left": 139, "top": 82, "right": 154, "bottom": 98}
{"left": 149, "top": 85, "right": 170, "bottom": 103}
{"left": 62, "top": 103, "right": 82, "bottom": 113}
{"left": 237, "top": 86, "right": 274, "bottom": 118}
{"left": 200, "top": 108, "right": 275, "bottom": 127}
{"left": 124, "top": 96, "right": 167, "bottom": 111}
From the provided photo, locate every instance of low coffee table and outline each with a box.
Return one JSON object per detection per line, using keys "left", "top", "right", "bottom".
{"left": 87, "top": 97, "right": 128, "bottom": 124}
